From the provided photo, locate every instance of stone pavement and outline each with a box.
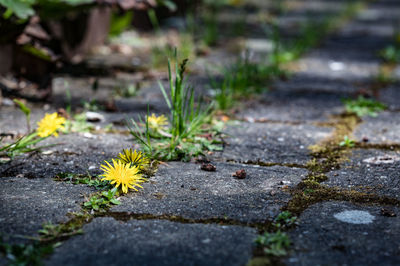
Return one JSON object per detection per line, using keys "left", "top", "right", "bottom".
{"left": 1, "top": 0, "right": 400, "bottom": 265}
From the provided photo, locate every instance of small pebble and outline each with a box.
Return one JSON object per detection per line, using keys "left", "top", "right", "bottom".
{"left": 233, "top": 169, "right": 246, "bottom": 179}
{"left": 200, "top": 163, "right": 216, "bottom": 172}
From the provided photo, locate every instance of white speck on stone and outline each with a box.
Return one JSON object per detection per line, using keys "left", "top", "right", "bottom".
{"left": 329, "top": 61, "right": 345, "bottom": 71}
{"left": 201, "top": 238, "right": 211, "bottom": 244}
{"left": 83, "top": 132, "right": 95, "bottom": 139}
{"left": 277, "top": 137, "right": 284, "bottom": 142}
{"left": 88, "top": 165, "right": 96, "bottom": 170}
{"left": 333, "top": 210, "right": 375, "bottom": 224}
{"left": 363, "top": 155, "right": 400, "bottom": 165}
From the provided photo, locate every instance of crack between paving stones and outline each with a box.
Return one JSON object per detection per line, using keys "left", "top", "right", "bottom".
{"left": 95, "top": 212, "right": 274, "bottom": 232}
{"left": 225, "top": 159, "right": 308, "bottom": 169}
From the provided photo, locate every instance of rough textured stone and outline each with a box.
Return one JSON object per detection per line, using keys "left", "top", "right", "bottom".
{"left": 238, "top": 91, "right": 345, "bottom": 122}
{"left": 324, "top": 149, "right": 400, "bottom": 200}
{"left": 45, "top": 217, "right": 258, "bottom": 266}
{"left": 379, "top": 84, "right": 400, "bottom": 110}
{"left": 112, "top": 162, "right": 307, "bottom": 223}
{"left": 213, "top": 122, "right": 332, "bottom": 165}
{"left": 0, "top": 133, "right": 133, "bottom": 178}
{"left": 354, "top": 111, "right": 400, "bottom": 144}
{"left": 0, "top": 177, "right": 92, "bottom": 244}
{"left": 286, "top": 201, "right": 400, "bottom": 266}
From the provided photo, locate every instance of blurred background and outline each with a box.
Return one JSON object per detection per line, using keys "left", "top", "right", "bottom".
{"left": 0, "top": 0, "right": 399, "bottom": 119}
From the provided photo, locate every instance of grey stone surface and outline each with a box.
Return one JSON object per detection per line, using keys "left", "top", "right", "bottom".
{"left": 0, "top": 177, "right": 91, "bottom": 244}
{"left": 379, "top": 84, "right": 400, "bottom": 110}
{"left": 0, "top": 106, "right": 57, "bottom": 135}
{"left": 324, "top": 149, "right": 400, "bottom": 200}
{"left": 213, "top": 122, "right": 332, "bottom": 164}
{"left": 0, "top": 133, "right": 132, "bottom": 178}
{"left": 112, "top": 162, "right": 307, "bottom": 223}
{"left": 286, "top": 201, "right": 400, "bottom": 266}
{"left": 354, "top": 111, "right": 400, "bottom": 144}
{"left": 45, "top": 217, "right": 257, "bottom": 266}
{"left": 237, "top": 90, "right": 345, "bottom": 122}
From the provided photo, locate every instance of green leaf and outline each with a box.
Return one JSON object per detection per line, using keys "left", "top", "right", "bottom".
{"left": 0, "top": 0, "right": 35, "bottom": 20}
{"left": 110, "top": 198, "right": 121, "bottom": 205}
{"left": 13, "top": 99, "right": 31, "bottom": 117}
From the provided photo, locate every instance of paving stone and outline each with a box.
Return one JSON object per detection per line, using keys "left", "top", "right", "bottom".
{"left": 354, "top": 111, "right": 400, "bottom": 144}
{"left": 45, "top": 217, "right": 257, "bottom": 266}
{"left": 286, "top": 201, "right": 400, "bottom": 266}
{"left": 0, "top": 133, "right": 132, "bottom": 178}
{"left": 324, "top": 149, "right": 400, "bottom": 200}
{"left": 214, "top": 122, "right": 332, "bottom": 165}
{"left": 379, "top": 84, "right": 400, "bottom": 110}
{"left": 238, "top": 90, "right": 345, "bottom": 122}
{"left": 0, "top": 177, "right": 91, "bottom": 244}
{"left": 0, "top": 106, "right": 57, "bottom": 134}
{"left": 112, "top": 162, "right": 307, "bottom": 223}
{"left": 273, "top": 74, "right": 358, "bottom": 94}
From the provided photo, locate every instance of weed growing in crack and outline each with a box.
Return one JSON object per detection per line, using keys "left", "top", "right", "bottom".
{"left": 38, "top": 222, "right": 83, "bottom": 242}
{"left": 130, "top": 57, "right": 223, "bottom": 161}
{"left": 255, "top": 231, "right": 291, "bottom": 257}
{"left": 380, "top": 45, "right": 400, "bottom": 64}
{"left": 339, "top": 136, "right": 355, "bottom": 148}
{"left": 0, "top": 236, "right": 55, "bottom": 266}
{"left": 273, "top": 211, "right": 297, "bottom": 229}
{"left": 343, "top": 96, "right": 386, "bottom": 117}
{"left": 83, "top": 188, "right": 121, "bottom": 212}
{"left": 54, "top": 173, "right": 112, "bottom": 190}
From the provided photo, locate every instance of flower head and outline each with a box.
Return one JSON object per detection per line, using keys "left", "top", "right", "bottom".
{"left": 117, "top": 148, "right": 149, "bottom": 169}
{"left": 147, "top": 114, "right": 168, "bottom": 130}
{"left": 37, "top": 112, "right": 66, "bottom": 138}
{"left": 100, "top": 159, "right": 146, "bottom": 193}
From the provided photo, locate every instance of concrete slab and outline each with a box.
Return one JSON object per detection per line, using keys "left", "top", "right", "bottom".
{"left": 238, "top": 91, "right": 345, "bottom": 123}
{"left": 0, "top": 133, "right": 133, "bottom": 178}
{"left": 214, "top": 122, "right": 332, "bottom": 165}
{"left": 112, "top": 162, "right": 307, "bottom": 223}
{"left": 286, "top": 201, "right": 400, "bottom": 266}
{"left": 325, "top": 149, "right": 400, "bottom": 200}
{"left": 45, "top": 217, "right": 257, "bottom": 266}
{"left": 0, "top": 177, "right": 91, "bottom": 244}
{"left": 354, "top": 111, "right": 400, "bottom": 144}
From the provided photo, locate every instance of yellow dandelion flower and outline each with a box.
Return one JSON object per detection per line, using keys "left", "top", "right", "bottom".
{"left": 37, "top": 112, "right": 66, "bottom": 138}
{"left": 117, "top": 148, "right": 149, "bottom": 169}
{"left": 100, "top": 159, "right": 146, "bottom": 193}
{"left": 147, "top": 114, "right": 168, "bottom": 130}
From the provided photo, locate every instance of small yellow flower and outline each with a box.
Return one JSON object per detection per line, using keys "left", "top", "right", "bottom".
{"left": 147, "top": 114, "right": 168, "bottom": 130}
{"left": 100, "top": 159, "right": 146, "bottom": 194}
{"left": 117, "top": 148, "right": 149, "bottom": 169}
{"left": 37, "top": 112, "right": 66, "bottom": 138}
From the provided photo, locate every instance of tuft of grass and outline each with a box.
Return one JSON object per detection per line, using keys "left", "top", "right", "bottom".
{"left": 343, "top": 96, "right": 386, "bottom": 117}
{"left": 130, "top": 57, "right": 222, "bottom": 161}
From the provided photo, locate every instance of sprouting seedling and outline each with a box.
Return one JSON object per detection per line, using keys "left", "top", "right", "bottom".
{"left": 339, "top": 136, "right": 355, "bottom": 148}
{"left": 13, "top": 99, "right": 31, "bottom": 133}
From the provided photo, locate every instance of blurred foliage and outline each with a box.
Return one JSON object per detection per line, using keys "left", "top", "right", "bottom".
{"left": 0, "top": 0, "right": 93, "bottom": 20}
{"left": 109, "top": 11, "right": 133, "bottom": 37}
